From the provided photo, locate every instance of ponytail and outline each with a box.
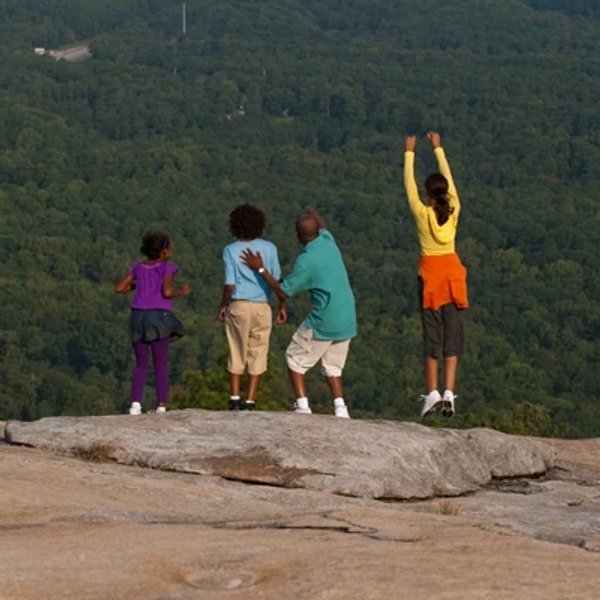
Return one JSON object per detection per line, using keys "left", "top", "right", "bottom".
{"left": 433, "top": 193, "right": 454, "bottom": 226}
{"left": 424, "top": 173, "right": 454, "bottom": 226}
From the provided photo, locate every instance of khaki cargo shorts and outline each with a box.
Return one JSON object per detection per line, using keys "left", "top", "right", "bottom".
{"left": 285, "top": 321, "right": 351, "bottom": 377}
{"left": 225, "top": 300, "right": 273, "bottom": 375}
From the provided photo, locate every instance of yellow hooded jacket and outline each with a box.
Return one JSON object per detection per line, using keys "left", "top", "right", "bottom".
{"left": 404, "top": 147, "right": 468, "bottom": 310}
{"left": 404, "top": 147, "right": 460, "bottom": 256}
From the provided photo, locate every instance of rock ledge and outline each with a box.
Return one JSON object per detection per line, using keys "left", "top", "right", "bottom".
{"left": 5, "top": 410, "right": 554, "bottom": 500}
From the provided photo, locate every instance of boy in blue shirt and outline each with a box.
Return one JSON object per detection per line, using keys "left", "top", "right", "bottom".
{"left": 220, "top": 204, "right": 285, "bottom": 410}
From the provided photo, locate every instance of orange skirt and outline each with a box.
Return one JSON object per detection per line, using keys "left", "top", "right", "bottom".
{"left": 419, "top": 253, "right": 469, "bottom": 310}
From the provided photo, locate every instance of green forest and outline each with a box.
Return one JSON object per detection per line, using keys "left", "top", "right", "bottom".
{"left": 1, "top": 0, "right": 599, "bottom": 437}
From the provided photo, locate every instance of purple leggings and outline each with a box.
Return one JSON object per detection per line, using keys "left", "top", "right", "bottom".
{"left": 131, "top": 339, "right": 170, "bottom": 405}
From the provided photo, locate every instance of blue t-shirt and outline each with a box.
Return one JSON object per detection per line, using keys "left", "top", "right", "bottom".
{"left": 281, "top": 229, "right": 357, "bottom": 341}
{"left": 223, "top": 239, "right": 282, "bottom": 303}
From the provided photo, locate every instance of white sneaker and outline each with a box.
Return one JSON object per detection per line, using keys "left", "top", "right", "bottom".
{"left": 129, "top": 402, "right": 142, "bottom": 416}
{"left": 334, "top": 404, "right": 350, "bottom": 419}
{"left": 420, "top": 390, "right": 442, "bottom": 418}
{"left": 293, "top": 398, "right": 312, "bottom": 414}
{"left": 156, "top": 406, "right": 167, "bottom": 414}
{"left": 334, "top": 398, "right": 350, "bottom": 419}
{"left": 442, "top": 390, "right": 456, "bottom": 418}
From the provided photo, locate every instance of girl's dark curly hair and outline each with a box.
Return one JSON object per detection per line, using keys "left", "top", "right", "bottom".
{"left": 229, "top": 204, "right": 266, "bottom": 240}
{"left": 425, "top": 173, "right": 455, "bottom": 226}
{"left": 140, "top": 231, "right": 169, "bottom": 260}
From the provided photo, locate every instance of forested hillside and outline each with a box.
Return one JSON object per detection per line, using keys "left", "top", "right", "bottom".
{"left": 1, "top": 0, "right": 599, "bottom": 436}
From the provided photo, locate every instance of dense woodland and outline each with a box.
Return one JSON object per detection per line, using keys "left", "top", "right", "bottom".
{"left": 1, "top": 0, "right": 599, "bottom": 436}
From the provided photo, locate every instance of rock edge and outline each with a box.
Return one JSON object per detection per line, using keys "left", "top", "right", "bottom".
{"left": 4, "top": 409, "right": 555, "bottom": 500}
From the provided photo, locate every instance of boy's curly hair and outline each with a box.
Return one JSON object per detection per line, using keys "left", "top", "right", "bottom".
{"left": 229, "top": 204, "right": 266, "bottom": 240}
{"left": 140, "top": 231, "right": 169, "bottom": 259}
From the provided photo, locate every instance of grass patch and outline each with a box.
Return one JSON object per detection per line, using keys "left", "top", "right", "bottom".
{"left": 428, "top": 500, "right": 461, "bottom": 516}
{"left": 72, "top": 442, "right": 117, "bottom": 462}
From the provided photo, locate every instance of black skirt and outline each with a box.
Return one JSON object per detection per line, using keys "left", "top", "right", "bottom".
{"left": 130, "top": 309, "right": 185, "bottom": 344}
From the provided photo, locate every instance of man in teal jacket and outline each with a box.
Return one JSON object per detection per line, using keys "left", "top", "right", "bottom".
{"left": 241, "top": 208, "right": 356, "bottom": 418}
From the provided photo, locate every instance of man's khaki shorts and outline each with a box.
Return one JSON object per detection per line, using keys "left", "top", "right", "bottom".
{"left": 225, "top": 300, "right": 273, "bottom": 375}
{"left": 285, "top": 322, "right": 351, "bottom": 377}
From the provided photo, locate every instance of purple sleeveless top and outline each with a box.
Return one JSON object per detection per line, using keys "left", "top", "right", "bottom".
{"left": 129, "top": 261, "right": 178, "bottom": 311}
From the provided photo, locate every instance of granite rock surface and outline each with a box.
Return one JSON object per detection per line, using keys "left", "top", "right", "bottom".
{"left": 2, "top": 414, "right": 599, "bottom": 600}
{"left": 5, "top": 410, "right": 554, "bottom": 500}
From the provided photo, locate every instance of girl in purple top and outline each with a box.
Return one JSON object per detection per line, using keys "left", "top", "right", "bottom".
{"left": 115, "top": 232, "right": 191, "bottom": 415}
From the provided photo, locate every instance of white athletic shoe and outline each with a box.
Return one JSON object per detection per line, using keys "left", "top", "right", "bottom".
{"left": 156, "top": 406, "right": 167, "bottom": 414}
{"left": 129, "top": 402, "right": 142, "bottom": 416}
{"left": 442, "top": 390, "right": 456, "bottom": 418}
{"left": 334, "top": 405, "right": 350, "bottom": 419}
{"left": 334, "top": 398, "right": 351, "bottom": 419}
{"left": 420, "top": 390, "right": 442, "bottom": 418}
{"left": 293, "top": 398, "right": 312, "bottom": 414}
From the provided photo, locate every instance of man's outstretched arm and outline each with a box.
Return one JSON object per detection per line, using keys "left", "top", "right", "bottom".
{"left": 241, "top": 248, "right": 289, "bottom": 303}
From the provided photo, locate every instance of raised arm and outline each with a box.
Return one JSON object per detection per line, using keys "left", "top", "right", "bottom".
{"left": 306, "top": 207, "right": 326, "bottom": 229}
{"left": 404, "top": 136, "right": 427, "bottom": 218}
{"left": 427, "top": 132, "right": 460, "bottom": 213}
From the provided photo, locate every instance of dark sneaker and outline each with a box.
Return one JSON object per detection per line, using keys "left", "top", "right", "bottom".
{"left": 228, "top": 399, "right": 241, "bottom": 411}
{"left": 242, "top": 401, "right": 255, "bottom": 411}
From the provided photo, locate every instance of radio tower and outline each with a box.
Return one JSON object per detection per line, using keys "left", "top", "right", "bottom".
{"left": 182, "top": 2, "right": 187, "bottom": 35}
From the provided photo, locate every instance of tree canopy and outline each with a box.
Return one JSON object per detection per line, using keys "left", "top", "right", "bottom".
{"left": 1, "top": 0, "right": 599, "bottom": 436}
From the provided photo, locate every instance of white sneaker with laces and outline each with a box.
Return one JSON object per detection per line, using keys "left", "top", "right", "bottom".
{"left": 334, "top": 398, "right": 350, "bottom": 419}
{"left": 129, "top": 402, "right": 142, "bottom": 416}
{"left": 442, "top": 390, "right": 456, "bottom": 418}
{"left": 420, "top": 390, "right": 442, "bottom": 418}
{"left": 293, "top": 397, "right": 312, "bottom": 414}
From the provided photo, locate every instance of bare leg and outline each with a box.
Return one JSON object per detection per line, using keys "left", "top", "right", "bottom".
{"left": 229, "top": 372, "right": 242, "bottom": 397}
{"left": 425, "top": 357, "right": 439, "bottom": 393}
{"left": 246, "top": 374, "right": 261, "bottom": 401}
{"left": 444, "top": 356, "right": 458, "bottom": 391}
{"left": 288, "top": 367, "right": 307, "bottom": 398}
{"left": 325, "top": 376, "right": 343, "bottom": 399}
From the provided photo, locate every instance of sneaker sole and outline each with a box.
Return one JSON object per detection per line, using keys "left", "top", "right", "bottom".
{"left": 420, "top": 400, "right": 442, "bottom": 418}
{"left": 293, "top": 409, "right": 312, "bottom": 414}
{"left": 441, "top": 400, "right": 455, "bottom": 418}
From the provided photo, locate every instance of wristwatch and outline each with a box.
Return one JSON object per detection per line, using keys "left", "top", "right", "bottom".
{"left": 258, "top": 267, "right": 266, "bottom": 274}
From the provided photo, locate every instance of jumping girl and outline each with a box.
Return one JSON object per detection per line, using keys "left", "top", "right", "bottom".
{"left": 404, "top": 132, "right": 469, "bottom": 418}
{"left": 114, "top": 232, "right": 190, "bottom": 415}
